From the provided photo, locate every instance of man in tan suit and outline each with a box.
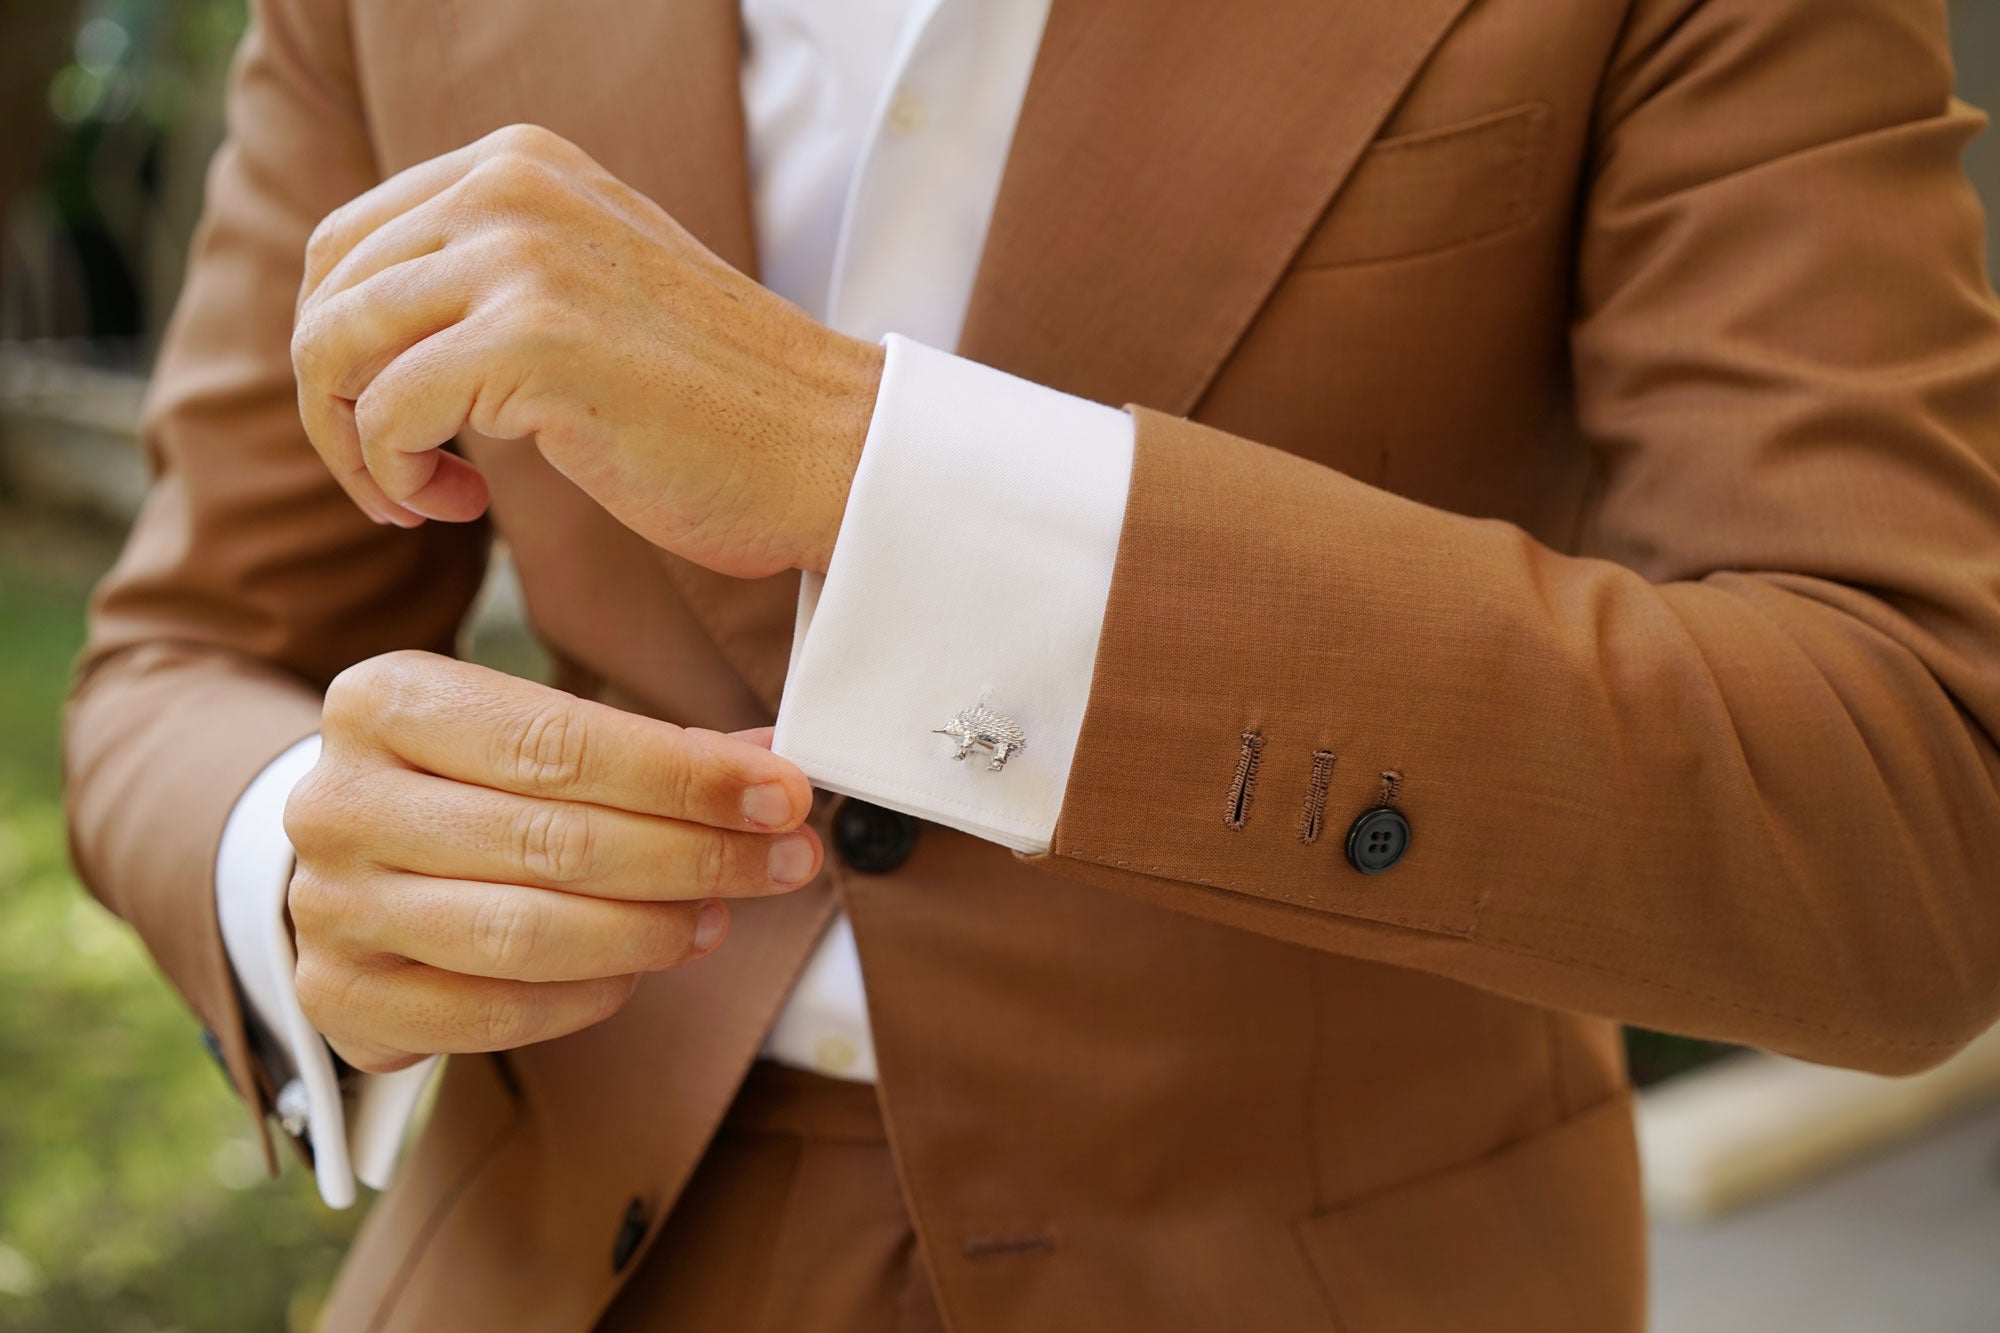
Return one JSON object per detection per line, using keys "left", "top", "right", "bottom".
{"left": 64, "top": 0, "right": 2000, "bottom": 1327}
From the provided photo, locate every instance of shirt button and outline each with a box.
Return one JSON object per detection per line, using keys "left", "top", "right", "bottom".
{"left": 813, "top": 1035, "right": 859, "bottom": 1075}
{"left": 833, "top": 798, "right": 917, "bottom": 874}
{"left": 1345, "top": 807, "right": 1411, "bottom": 875}
{"left": 886, "top": 90, "right": 928, "bottom": 134}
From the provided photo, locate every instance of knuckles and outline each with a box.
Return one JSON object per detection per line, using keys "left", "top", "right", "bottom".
{"left": 283, "top": 762, "right": 370, "bottom": 865}
{"left": 465, "top": 126, "right": 586, "bottom": 217}
{"left": 692, "top": 828, "right": 732, "bottom": 900}
{"left": 324, "top": 650, "right": 441, "bottom": 740}
{"left": 465, "top": 151, "right": 560, "bottom": 213}
{"left": 283, "top": 863, "right": 338, "bottom": 940}
{"left": 302, "top": 205, "right": 351, "bottom": 286}
{"left": 468, "top": 891, "right": 547, "bottom": 978}
{"left": 481, "top": 122, "right": 573, "bottom": 163}
{"left": 506, "top": 699, "right": 590, "bottom": 792}
{"left": 513, "top": 800, "right": 597, "bottom": 885}
{"left": 288, "top": 308, "right": 322, "bottom": 379}
{"left": 293, "top": 948, "right": 367, "bottom": 1039}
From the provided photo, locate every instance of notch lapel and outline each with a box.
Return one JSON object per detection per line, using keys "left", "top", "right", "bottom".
{"left": 958, "top": 0, "right": 1479, "bottom": 415}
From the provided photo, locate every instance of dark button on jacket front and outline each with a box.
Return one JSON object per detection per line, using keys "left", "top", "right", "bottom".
{"left": 612, "top": 1197, "right": 649, "bottom": 1272}
{"left": 1345, "top": 807, "right": 1410, "bottom": 875}
{"left": 833, "top": 798, "right": 918, "bottom": 874}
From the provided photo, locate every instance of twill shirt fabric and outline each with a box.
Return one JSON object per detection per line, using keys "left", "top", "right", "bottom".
{"left": 62, "top": 0, "right": 2000, "bottom": 1330}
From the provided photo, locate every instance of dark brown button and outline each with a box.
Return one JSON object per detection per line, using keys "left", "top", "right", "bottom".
{"left": 1345, "top": 807, "right": 1410, "bottom": 875}
{"left": 611, "top": 1197, "right": 649, "bottom": 1272}
{"left": 833, "top": 798, "right": 918, "bottom": 874}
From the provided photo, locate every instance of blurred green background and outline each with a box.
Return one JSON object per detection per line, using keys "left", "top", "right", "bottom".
{"left": 2, "top": 8, "right": 364, "bottom": 1327}
{"left": 0, "top": 11, "right": 542, "bottom": 1326}
{"left": 0, "top": 2, "right": 1993, "bottom": 1331}
{"left": 0, "top": 516, "right": 360, "bottom": 1331}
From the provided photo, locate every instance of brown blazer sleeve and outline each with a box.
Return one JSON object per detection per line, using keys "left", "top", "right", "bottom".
{"left": 63, "top": 0, "right": 488, "bottom": 1130}
{"left": 1044, "top": 0, "right": 2000, "bottom": 1074}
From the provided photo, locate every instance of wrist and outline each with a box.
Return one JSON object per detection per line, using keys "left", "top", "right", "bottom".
{"left": 794, "top": 334, "right": 883, "bottom": 574}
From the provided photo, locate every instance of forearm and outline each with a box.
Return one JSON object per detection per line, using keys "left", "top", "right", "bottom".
{"left": 1040, "top": 408, "right": 2000, "bottom": 1073}
{"left": 780, "top": 350, "right": 2000, "bottom": 1070}
{"left": 775, "top": 0, "right": 2000, "bottom": 1072}
{"left": 65, "top": 640, "right": 326, "bottom": 1127}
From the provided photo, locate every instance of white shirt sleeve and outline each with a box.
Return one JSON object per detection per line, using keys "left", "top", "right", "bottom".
{"left": 773, "top": 334, "right": 1134, "bottom": 853}
{"left": 214, "top": 733, "right": 436, "bottom": 1209}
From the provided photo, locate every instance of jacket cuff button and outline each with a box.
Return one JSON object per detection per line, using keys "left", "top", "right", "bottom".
{"left": 1345, "top": 808, "right": 1410, "bottom": 874}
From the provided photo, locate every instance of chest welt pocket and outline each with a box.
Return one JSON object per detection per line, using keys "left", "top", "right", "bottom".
{"left": 1292, "top": 101, "right": 1552, "bottom": 270}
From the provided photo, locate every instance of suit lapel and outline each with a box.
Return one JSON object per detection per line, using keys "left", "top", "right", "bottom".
{"left": 959, "top": 0, "right": 1479, "bottom": 415}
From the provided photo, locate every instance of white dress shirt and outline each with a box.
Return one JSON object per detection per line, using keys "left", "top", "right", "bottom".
{"left": 216, "top": 0, "right": 1134, "bottom": 1207}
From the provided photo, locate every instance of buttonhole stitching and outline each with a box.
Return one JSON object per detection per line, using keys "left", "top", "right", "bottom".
{"left": 1299, "top": 750, "right": 1337, "bottom": 845}
{"left": 1224, "top": 731, "right": 1265, "bottom": 831}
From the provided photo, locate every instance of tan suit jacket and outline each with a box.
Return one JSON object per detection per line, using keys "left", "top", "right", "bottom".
{"left": 65, "top": 0, "right": 2000, "bottom": 1328}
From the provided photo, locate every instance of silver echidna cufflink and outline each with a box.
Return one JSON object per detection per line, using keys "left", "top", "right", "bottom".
{"left": 933, "top": 705, "right": 1027, "bottom": 772}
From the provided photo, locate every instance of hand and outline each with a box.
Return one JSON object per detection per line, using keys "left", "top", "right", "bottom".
{"left": 290, "top": 123, "right": 885, "bottom": 578}
{"left": 283, "top": 651, "right": 823, "bottom": 1073}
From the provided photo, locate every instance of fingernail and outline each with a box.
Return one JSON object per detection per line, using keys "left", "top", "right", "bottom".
{"left": 767, "top": 833, "right": 816, "bottom": 886}
{"left": 693, "top": 901, "right": 728, "bottom": 953}
{"left": 742, "top": 782, "right": 795, "bottom": 828}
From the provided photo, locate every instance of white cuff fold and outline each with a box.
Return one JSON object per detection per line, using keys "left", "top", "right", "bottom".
{"left": 214, "top": 733, "right": 435, "bottom": 1207}
{"left": 773, "top": 334, "right": 1134, "bottom": 853}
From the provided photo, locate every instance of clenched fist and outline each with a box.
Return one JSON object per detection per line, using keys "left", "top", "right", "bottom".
{"left": 284, "top": 652, "right": 823, "bottom": 1074}
{"left": 290, "top": 122, "right": 884, "bottom": 577}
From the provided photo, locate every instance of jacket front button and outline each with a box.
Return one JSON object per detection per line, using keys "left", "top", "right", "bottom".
{"left": 611, "top": 1197, "right": 649, "bottom": 1273}
{"left": 1345, "top": 808, "right": 1411, "bottom": 875}
{"left": 833, "top": 798, "right": 917, "bottom": 874}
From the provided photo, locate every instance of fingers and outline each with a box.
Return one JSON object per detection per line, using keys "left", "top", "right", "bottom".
{"left": 300, "top": 125, "right": 586, "bottom": 308}
{"left": 293, "top": 252, "right": 484, "bottom": 525}
{"left": 298, "top": 136, "right": 494, "bottom": 308}
{"left": 294, "top": 125, "right": 587, "bottom": 526}
{"left": 297, "top": 394, "right": 417, "bottom": 528}
{"left": 323, "top": 654, "right": 815, "bottom": 830}
{"left": 306, "top": 195, "right": 452, "bottom": 319}
{"left": 302, "top": 250, "right": 477, "bottom": 401}
{"left": 350, "top": 318, "right": 496, "bottom": 521}
{"left": 299, "top": 871, "right": 728, "bottom": 982}
{"left": 297, "top": 953, "right": 641, "bottom": 1069}
{"left": 305, "top": 765, "right": 822, "bottom": 899}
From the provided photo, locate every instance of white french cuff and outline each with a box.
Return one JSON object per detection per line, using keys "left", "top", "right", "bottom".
{"left": 214, "top": 733, "right": 436, "bottom": 1209}
{"left": 773, "top": 334, "right": 1134, "bottom": 853}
